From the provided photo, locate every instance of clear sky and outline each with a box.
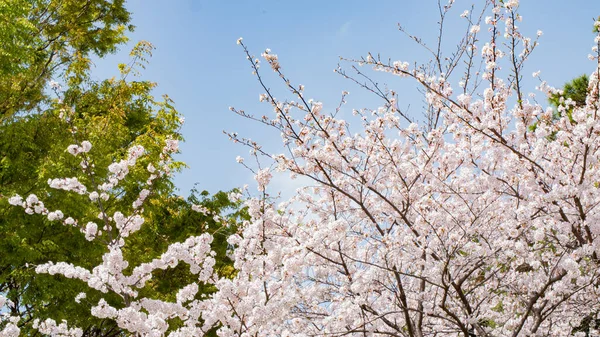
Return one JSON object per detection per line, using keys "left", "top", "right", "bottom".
{"left": 92, "top": 0, "right": 600, "bottom": 196}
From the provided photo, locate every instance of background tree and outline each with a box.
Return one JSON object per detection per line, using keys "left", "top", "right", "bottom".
{"left": 549, "top": 74, "right": 589, "bottom": 122}
{"left": 0, "top": 40, "right": 245, "bottom": 337}
{"left": 0, "top": 0, "right": 132, "bottom": 119}
{"left": 0, "top": 0, "right": 247, "bottom": 334}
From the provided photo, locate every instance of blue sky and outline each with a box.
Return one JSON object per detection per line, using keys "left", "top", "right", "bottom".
{"left": 92, "top": 0, "right": 600, "bottom": 196}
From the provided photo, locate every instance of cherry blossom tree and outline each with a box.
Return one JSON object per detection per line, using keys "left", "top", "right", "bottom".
{"left": 219, "top": 1, "right": 600, "bottom": 336}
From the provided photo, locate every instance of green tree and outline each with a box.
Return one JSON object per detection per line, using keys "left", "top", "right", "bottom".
{"left": 529, "top": 74, "right": 590, "bottom": 134}
{"left": 0, "top": 2, "right": 244, "bottom": 335}
{"left": 0, "top": 43, "right": 244, "bottom": 335}
{"left": 0, "top": 0, "right": 132, "bottom": 119}
{"left": 548, "top": 74, "right": 589, "bottom": 122}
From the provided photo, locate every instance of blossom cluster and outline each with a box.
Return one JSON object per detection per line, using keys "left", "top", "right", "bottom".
{"left": 66, "top": 141, "right": 92, "bottom": 156}
{"left": 0, "top": 295, "right": 20, "bottom": 337}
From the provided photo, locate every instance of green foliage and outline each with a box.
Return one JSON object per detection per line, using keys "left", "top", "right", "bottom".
{"left": 548, "top": 74, "right": 589, "bottom": 123}
{"left": 0, "top": 0, "right": 132, "bottom": 119}
{"left": 529, "top": 74, "right": 589, "bottom": 134}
